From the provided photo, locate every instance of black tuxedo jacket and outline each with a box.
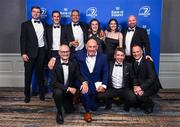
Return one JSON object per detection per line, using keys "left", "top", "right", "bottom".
{"left": 108, "top": 61, "right": 135, "bottom": 89}
{"left": 64, "top": 22, "right": 89, "bottom": 53}
{"left": 122, "top": 26, "right": 151, "bottom": 56}
{"left": 46, "top": 24, "right": 66, "bottom": 56}
{"left": 20, "top": 20, "right": 47, "bottom": 58}
{"left": 133, "top": 57, "right": 160, "bottom": 94}
{"left": 50, "top": 58, "right": 84, "bottom": 91}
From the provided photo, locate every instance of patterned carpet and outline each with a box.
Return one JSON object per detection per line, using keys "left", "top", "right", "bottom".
{"left": 0, "top": 88, "right": 180, "bottom": 127}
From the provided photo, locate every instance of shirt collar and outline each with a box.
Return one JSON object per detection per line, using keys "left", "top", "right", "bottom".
{"left": 31, "top": 18, "right": 40, "bottom": 22}
{"left": 136, "top": 56, "right": 143, "bottom": 63}
{"left": 115, "top": 61, "right": 123, "bottom": 66}
{"left": 60, "top": 59, "right": 69, "bottom": 64}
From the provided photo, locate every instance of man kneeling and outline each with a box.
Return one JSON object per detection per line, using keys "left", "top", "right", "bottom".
{"left": 50, "top": 45, "right": 85, "bottom": 124}
{"left": 98, "top": 47, "right": 136, "bottom": 111}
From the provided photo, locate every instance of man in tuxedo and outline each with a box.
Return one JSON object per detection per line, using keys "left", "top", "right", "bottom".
{"left": 20, "top": 6, "right": 47, "bottom": 103}
{"left": 65, "top": 9, "right": 89, "bottom": 57}
{"left": 131, "top": 44, "right": 160, "bottom": 114}
{"left": 51, "top": 44, "right": 86, "bottom": 124}
{"left": 46, "top": 10, "right": 66, "bottom": 58}
{"left": 121, "top": 15, "right": 152, "bottom": 63}
{"left": 98, "top": 47, "right": 136, "bottom": 111}
{"left": 75, "top": 38, "right": 108, "bottom": 122}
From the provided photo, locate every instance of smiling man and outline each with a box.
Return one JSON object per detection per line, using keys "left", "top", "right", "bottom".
{"left": 51, "top": 44, "right": 86, "bottom": 124}
{"left": 20, "top": 6, "right": 47, "bottom": 103}
{"left": 75, "top": 38, "right": 108, "bottom": 122}
{"left": 98, "top": 47, "right": 136, "bottom": 111}
{"left": 64, "top": 9, "right": 89, "bottom": 57}
{"left": 46, "top": 10, "right": 66, "bottom": 58}
{"left": 131, "top": 44, "right": 161, "bottom": 114}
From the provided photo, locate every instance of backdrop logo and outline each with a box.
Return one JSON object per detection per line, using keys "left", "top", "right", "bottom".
{"left": 86, "top": 7, "right": 97, "bottom": 17}
{"left": 142, "top": 25, "right": 150, "bottom": 35}
{"left": 60, "top": 8, "right": 71, "bottom": 18}
{"left": 139, "top": 6, "right": 150, "bottom": 17}
{"left": 41, "top": 8, "right": 47, "bottom": 19}
{"left": 111, "top": 7, "right": 124, "bottom": 17}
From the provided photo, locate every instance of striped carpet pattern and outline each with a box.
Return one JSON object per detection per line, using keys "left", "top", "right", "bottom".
{"left": 0, "top": 88, "right": 180, "bottom": 127}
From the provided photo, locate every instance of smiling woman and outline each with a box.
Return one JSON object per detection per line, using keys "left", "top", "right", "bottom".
{"left": 104, "top": 18, "right": 123, "bottom": 62}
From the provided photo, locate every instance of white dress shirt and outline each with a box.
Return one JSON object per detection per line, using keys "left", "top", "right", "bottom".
{"left": 52, "top": 25, "right": 61, "bottom": 50}
{"left": 71, "top": 22, "right": 84, "bottom": 51}
{"left": 125, "top": 28, "right": 135, "bottom": 56}
{"left": 86, "top": 53, "right": 97, "bottom": 73}
{"left": 112, "top": 62, "right": 123, "bottom": 89}
{"left": 31, "top": 19, "right": 45, "bottom": 47}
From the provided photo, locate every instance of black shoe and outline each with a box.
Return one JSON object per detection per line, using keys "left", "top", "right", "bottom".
{"left": 39, "top": 94, "right": 45, "bottom": 101}
{"left": 143, "top": 102, "right": 154, "bottom": 114}
{"left": 105, "top": 104, "right": 112, "bottom": 110}
{"left": 144, "top": 106, "right": 154, "bottom": 114}
{"left": 123, "top": 105, "right": 130, "bottom": 112}
{"left": 24, "top": 97, "right": 30, "bottom": 103}
{"left": 56, "top": 112, "right": 64, "bottom": 124}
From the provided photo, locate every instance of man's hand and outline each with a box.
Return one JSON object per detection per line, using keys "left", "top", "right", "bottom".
{"left": 67, "top": 87, "right": 77, "bottom": 95}
{"left": 133, "top": 86, "right": 144, "bottom": 96}
{"left": 96, "top": 86, "right": 105, "bottom": 93}
{"left": 80, "top": 82, "right": 89, "bottom": 94}
{"left": 70, "top": 40, "right": 79, "bottom": 48}
{"left": 48, "top": 57, "right": 56, "bottom": 70}
{"left": 21, "top": 54, "right": 29, "bottom": 62}
{"left": 145, "top": 55, "right": 153, "bottom": 61}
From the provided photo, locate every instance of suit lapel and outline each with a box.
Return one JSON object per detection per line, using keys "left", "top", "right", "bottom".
{"left": 66, "top": 61, "right": 73, "bottom": 85}
{"left": 57, "top": 61, "right": 64, "bottom": 84}
{"left": 92, "top": 53, "right": 99, "bottom": 73}
{"left": 28, "top": 21, "right": 37, "bottom": 38}
{"left": 131, "top": 27, "right": 138, "bottom": 43}
{"left": 109, "top": 62, "right": 114, "bottom": 77}
{"left": 69, "top": 24, "right": 75, "bottom": 40}
{"left": 49, "top": 26, "right": 53, "bottom": 46}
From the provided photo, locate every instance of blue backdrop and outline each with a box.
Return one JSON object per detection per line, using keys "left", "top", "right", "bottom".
{"left": 26, "top": 0, "right": 162, "bottom": 93}
{"left": 26, "top": 0, "right": 162, "bottom": 72}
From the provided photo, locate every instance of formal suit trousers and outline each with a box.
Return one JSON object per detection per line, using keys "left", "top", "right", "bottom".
{"left": 97, "top": 87, "right": 136, "bottom": 106}
{"left": 53, "top": 88, "right": 74, "bottom": 113}
{"left": 24, "top": 47, "right": 46, "bottom": 98}
{"left": 133, "top": 89, "right": 155, "bottom": 109}
{"left": 81, "top": 90, "right": 98, "bottom": 112}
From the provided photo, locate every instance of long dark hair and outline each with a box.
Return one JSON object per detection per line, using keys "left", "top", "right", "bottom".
{"left": 107, "top": 18, "right": 119, "bottom": 32}
{"left": 89, "top": 18, "right": 101, "bottom": 37}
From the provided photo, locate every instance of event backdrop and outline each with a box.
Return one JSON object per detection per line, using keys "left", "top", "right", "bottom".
{"left": 26, "top": 0, "right": 162, "bottom": 72}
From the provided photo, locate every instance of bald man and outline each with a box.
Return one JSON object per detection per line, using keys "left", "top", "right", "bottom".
{"left": 75, "top": 38, "right": 108, "bottom": 122}
{"left": 121, "top": 15, "right": 152, "bottom": 63}
{"left": 51, "top": 45, "right": 85, "bottom": 124}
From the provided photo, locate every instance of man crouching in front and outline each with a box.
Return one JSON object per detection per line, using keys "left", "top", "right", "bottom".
{"left": 50, "top": 44, "right": 86, "bottom": 124}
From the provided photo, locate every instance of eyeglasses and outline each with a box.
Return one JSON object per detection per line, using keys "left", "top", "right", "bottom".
{"left": 59, "top": 51, "right": 70, "bottom": 53}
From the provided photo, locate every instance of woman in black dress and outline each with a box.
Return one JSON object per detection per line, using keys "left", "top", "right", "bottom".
{"left": 104, "top": 18, "right": 123, "bottom": 61}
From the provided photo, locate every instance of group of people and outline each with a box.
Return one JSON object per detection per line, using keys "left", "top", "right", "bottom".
{"left": 20, "top": 6, "right": 161, "bottom": 124}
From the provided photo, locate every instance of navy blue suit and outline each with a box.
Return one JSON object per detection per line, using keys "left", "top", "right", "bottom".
{"left": 75, "top": 49, "right": 108, "bottom": 112}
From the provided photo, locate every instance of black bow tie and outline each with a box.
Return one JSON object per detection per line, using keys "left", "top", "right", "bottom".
{"left": 34, "top": 20, "right": 40, "bottom": 23}
{"left": 62, "top": 62, "right": 68, "bottom": 66}
{"left": 128, "top": 29, "right": 134, "bottom": 32}
{"left": 115, "top": 64, "right": 122, "bottom": 67}
{"left": 73, "top": 23, "right": 80, "bottom": 26}
{"left": 54, "top": 26, "right": 60, "bottom": 28}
